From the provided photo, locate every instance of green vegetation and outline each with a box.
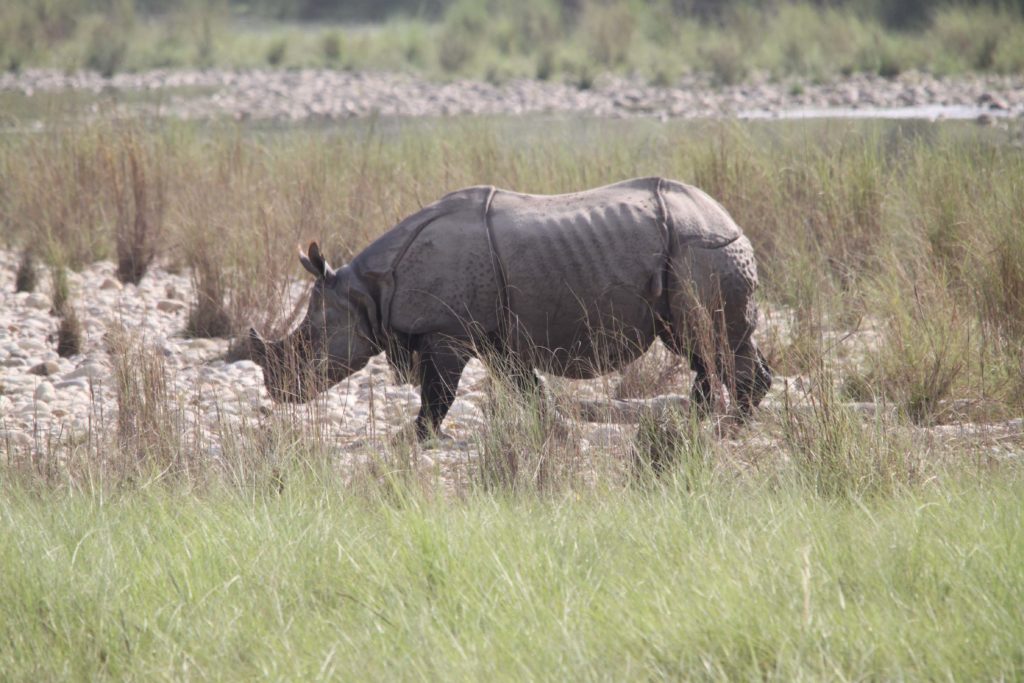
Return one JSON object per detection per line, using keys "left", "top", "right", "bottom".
{"left": 1, "top": 474, "right": 1022, "bottom": 679}
{"left": 2, "top": 110, "right": 1024, "bottom": 677}
{"left": 2, "top": 0, "right": 1024, "bottom": 81}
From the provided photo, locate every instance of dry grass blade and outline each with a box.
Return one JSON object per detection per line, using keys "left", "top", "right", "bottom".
{"left": 109, "top": 132, "right": 166, "bottom": 285}
{"left": 106, "top": 323, "right": 190, "bottom": 478}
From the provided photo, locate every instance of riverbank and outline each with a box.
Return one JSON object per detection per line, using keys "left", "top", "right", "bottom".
{"left": 3, "top": 67, "right": 1023, "bottom": 125}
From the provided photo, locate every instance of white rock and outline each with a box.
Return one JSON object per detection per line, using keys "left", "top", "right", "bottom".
{"left": 29, "top": 360, "right": 60, "bottom": 376}
{"left": 66, "top": 362, "right": 106, "bottom": 381}
{"left": 0, "top": 430, "right": 31, "bottom": 449}
{"left": 34, "top": 381, "right": 56, "bottom": 402}
{"left": 54, "top": 378, "right": 90, "bottom": 391}
{"left": 99, "top": 278, "right": 123, "bottom": 290}
{"left": 156, "top": 299, "right": 187, "bottom": 313}
{"left": 18, "top": 339, "right": 46, "bottom": 353}
{"left": 24, "top": 293, "right": 51, "bottom": 310}
{"left": 19, "top": 403, "right": 49, "bottom": 419}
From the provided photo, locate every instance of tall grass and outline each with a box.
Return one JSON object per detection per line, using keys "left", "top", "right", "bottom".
{"left": 2, "top": 114, "right": 1023, "bottom": 678}
{"left": 0, "top": 473, "right": 1022, "bottom": 679}
{"left": 2, "top": 118, "right": 1021, "bottom": 414}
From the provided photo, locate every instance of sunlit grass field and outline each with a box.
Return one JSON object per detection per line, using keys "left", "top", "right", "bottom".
{"left": 2, "top": 112, "right": 1024, "bottom": 678}
{"left": 2, "top": 474, "right": 1023, "bottom": 679}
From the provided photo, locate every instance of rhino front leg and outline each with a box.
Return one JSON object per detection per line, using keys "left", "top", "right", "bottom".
{"left": 414, "top": 337, "right": 469, "bottom": 442}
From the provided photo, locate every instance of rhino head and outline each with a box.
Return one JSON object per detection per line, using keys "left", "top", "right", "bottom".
{"left": 250, "top": 242, "right": 378, "bottom": 403}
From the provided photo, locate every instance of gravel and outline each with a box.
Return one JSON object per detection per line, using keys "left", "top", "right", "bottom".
{"left": 1, "top": 246, "right": 1021, "bottom": 475}
{"left": 2, "top": 68, "right": 1023, "bottom": 123}
{"left": 0, "top": 249, "right": 503, "bottom": 466}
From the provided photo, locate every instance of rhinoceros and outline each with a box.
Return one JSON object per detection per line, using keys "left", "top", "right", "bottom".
{"left": 249, "top": 177, "right": 772, "bottom": 440}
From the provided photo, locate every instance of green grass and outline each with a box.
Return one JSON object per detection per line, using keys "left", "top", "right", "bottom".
{"left": 3, "top": 111, "right": 1024, "bottom": 678}
{"left": 1, "top": 473, "right": 1022, "bottom": 680}
{"left": 3, "top": 0, "right": 1024, "bottom": 81}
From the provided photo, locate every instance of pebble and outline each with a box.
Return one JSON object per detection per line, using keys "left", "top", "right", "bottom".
{"left": 66, "top": 362, "right": 106, "bottom": 381}
{"left": 54, "top": 378, "right": 90, "bottom": 391}
{"left": 0, "top": 68, "right": 1021, "bottom": 123}
{"left": 156, "top": 299, "right": 187, "bottom": 313}
{"left": 33, "top": 381, "right": 56, "bottom": 402}
{"left": 23, "top": 293, "right": 51, "bottom": 310}
{"left": 0, "top": 430, "right": 31, "bottom": 449}
{"left": 99, "top": 278, "right": 123, "bottom": 290}
{"left": 29, "top": 360, "right": 59, "bottom": 376}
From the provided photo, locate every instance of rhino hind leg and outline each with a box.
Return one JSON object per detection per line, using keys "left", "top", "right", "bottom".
{"left": 733, "top": 342, "right": 772, "bottom": 416}
{"left": 663, "top": 237, "right": 771, "bottom": 419}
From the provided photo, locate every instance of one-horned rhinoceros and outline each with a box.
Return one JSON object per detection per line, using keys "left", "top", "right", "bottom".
{"left": 249, "top": 177, "right": 772, "bottom": 440}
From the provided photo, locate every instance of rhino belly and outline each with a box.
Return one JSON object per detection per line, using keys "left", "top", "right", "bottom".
{"left": 490, "top": 186, "right": 667, "bottom": 377}
{"left": 514, "top": 304, "right": 660, "bottom": 379}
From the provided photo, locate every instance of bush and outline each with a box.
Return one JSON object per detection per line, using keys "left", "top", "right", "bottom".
{"left": 437, "top": 25, "right": 474, "bottom": 73}
{"left": 702, "top": 37, "right": 747, "bottom": 86}
{"left": 265, "top": 38, "right": 287, "bottom": 66}
{"left": 581, "top": 2, "right": 634, "bottom": 67}
{"left": 85, "top": 20, "right": 128, "bottom": 77}
{"left": 321, "top": 31, "right": 342, "bottom": 63}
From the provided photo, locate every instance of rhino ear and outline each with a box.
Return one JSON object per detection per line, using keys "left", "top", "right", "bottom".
{"left": 298, "top": 248, "right": 319, "bottom": 278}
{"left": 300, "top": 241, "right": 336, "bottom": 281}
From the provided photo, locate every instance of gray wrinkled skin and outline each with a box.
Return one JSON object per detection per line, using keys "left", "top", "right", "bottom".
{"left": 251, "top": 177, "right": 772, "bottom": 440}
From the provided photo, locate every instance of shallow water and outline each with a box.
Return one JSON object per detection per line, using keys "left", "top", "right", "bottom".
{"left": 741, "top": 104, "right": 1011, "bottom": 121}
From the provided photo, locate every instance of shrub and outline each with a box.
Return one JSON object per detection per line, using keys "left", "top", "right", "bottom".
{"left": 265, "top": 38, "right": 287, "bottom": 66}
{"left": 782, "top": 361, "right": 921, "bottom": 498}
{"left": 702, "top": 37, "right": 747, "bottom": 86}
{"left": 185, "top": 262, "right": 232, "bottom": 339}
{"left": 85, "top": 20, "right": 128, "bottom": 77}
{"left": 581, "top": 2, "right": 634, "bottom": 67}
{"left": 106, "top": 324, "right": 188, "bottom": 476}
{"left": 535, "top": 48, "right": 554, "bottom": 81}
{"left": 321, "top": 31, "right": 342, "bottom": 63}
{"left": 631, "top": 409, "right": 713, "bottom": 487}
{"left": 437, "top": 26, "right": 474, "bottom": 73}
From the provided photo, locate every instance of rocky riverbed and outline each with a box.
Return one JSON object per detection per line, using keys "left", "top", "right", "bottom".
{"left": 2, "top": 68, "right": 1023, "bottom": 123}
{"left": 0, "top": 248, "right": 651, "bottom": 476}
{"left": 2, "top": 248, "right": 1021, "bottom": 482}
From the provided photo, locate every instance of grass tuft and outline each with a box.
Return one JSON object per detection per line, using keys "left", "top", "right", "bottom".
{"left": 55, "top": 308, "right": 83, "bottom": 358}
{"left": 110, "top": 131, "right": 165, "bottom": 285}
{"left": 14, "top": 247, "right": 36, "bottom": 293}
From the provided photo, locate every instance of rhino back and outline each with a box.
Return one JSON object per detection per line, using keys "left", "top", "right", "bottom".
{"left": 659, "top": 179, "right": 742, "bottom": 249}
{"left": 488, "top": 179, "right": 667, "bottom": 360}
{"left": 376, "top": 187, "right": 502, "bottom": 336}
